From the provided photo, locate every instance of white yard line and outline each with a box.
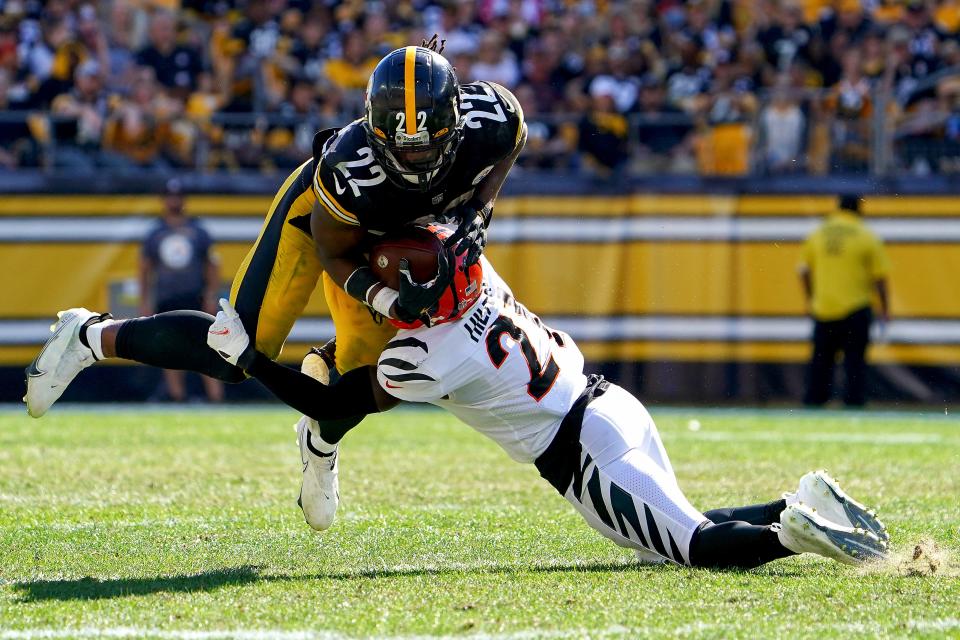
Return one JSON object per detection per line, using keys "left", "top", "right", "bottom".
{"left": 667, "top": 430, "right": 953, "bottom": 445}
{"left": 0, "top": 628, "right": 628, "bottom": 640}
{"left": 908, "top": 618, "right": 960, "bottom": 631}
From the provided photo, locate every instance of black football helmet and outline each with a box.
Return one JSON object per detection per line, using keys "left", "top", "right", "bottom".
{"left": 364, "top": 46, "right": 464, "bottom": 190}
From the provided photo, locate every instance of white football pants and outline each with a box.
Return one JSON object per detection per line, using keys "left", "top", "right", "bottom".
{"left": 562, "top": 383, "right": 709, "bottom": 565}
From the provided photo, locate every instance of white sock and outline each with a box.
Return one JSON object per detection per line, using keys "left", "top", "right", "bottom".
{"left": 306, "top": 418, "right": 338, "bottom": 454}
{"left": 85, "top": 319, "right": 116, "bottom": 360}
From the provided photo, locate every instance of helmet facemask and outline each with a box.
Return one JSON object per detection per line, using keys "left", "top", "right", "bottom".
{"left": 367, "top": 121, "right": 464, "bottom": 191}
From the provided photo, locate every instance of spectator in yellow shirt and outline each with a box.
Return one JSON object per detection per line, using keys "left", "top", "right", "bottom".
{"left": 324, "top": 31, "right": 378, "bottom": 91}
{"left": 798, "top": 195, "right": 891, "bottom": 407}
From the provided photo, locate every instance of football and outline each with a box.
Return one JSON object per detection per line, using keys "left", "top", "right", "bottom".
{"left": 369, "top": 226, "right": 445, "bottom": 289}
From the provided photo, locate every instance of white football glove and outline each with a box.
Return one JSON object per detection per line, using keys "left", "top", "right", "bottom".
{"left": 207, "top": 298, "right": 251, "bottom": 366}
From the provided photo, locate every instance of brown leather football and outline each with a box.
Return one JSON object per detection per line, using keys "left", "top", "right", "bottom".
{"left": 369, "top": 227, "right": 444, "bottom": 289}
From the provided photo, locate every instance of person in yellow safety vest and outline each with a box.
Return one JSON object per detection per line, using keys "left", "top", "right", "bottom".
{"left": 798, "top": 194, "right": 891, "bottom": 407}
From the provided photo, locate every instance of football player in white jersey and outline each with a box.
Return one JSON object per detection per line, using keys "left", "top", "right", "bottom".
{"left": 207, "top": 223, "right": 889, "bottom": 569}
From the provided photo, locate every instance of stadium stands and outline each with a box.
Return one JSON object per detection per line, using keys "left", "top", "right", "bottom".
{"left": 2, "top": 0, "right": 960, "bottom": 175}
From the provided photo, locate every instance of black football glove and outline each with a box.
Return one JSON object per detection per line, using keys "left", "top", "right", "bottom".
{"left": 445, "top": 198, "right": 489, "bottom": 268}
{"left": 395, "top": 249, "right": 454, "bottom": 326}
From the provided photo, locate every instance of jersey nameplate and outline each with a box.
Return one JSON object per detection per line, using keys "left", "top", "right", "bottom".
{"left": 464, "top": 304, "right": 493, "bottom": 343}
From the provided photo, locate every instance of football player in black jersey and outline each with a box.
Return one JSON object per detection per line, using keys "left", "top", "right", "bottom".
{"left": 310, "top": 42, "right": 526, "bottom": 332}
{"left": 24, "top": 38, "right": 526, "bottom": 531}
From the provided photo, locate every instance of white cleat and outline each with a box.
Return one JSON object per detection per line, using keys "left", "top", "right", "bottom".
{"left": 778, "top": 503, "right": 887, "bottom": 565}
{"left": 784, "top": 470, "right": 889, "bottom": 542}
{"left": 24, "top": 308, "right": 100, "bottom": 418}
{"left": 296, "top": 415, "right": 339, "bottom": 531}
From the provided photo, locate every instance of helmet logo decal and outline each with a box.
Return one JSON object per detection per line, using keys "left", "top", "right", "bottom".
{"left": 395, "top": 130, "right": 430, "bottom": 146}
{"left": 373, "top": 127, "right": 387, "bottom": 139}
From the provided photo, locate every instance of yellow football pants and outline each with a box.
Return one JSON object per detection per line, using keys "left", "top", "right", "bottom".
{"left": 228, "top": 159, "right": 395, "bottom": 373}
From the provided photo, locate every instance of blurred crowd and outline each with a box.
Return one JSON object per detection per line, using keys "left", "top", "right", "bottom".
{"left": 2, "top": 0, "right": 960, "bottom": 175}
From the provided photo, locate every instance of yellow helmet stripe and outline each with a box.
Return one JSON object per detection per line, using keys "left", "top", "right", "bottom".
{"left": 403, "top": 46, "right": 417, "bottom": 134}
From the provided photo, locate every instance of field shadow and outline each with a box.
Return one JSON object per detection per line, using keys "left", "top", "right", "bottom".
{"left": 13, "top": 565, "right": 262, "bottom": 602}
{"left": 305, "top": 560, "right": 646, "bottom": 581}
{"left": 12, "top": 561, "right": 644, "bottom": 602}
{"left": 13, "top": 558, "right": 835, "bottom": 602}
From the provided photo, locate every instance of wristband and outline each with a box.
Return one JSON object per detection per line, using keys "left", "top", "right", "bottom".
{"left": 236, "top": 345, "right": 257, "bottom": 372}
{"left": 344, "top": 267, "right": 380, "bottom": 304}
{"left": 371, "top": 286, "right": 399, "bottom": 317}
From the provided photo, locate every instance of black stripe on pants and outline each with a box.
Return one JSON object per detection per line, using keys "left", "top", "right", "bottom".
{"left": 234, "top": 162, "right": 313, "bottom": 338}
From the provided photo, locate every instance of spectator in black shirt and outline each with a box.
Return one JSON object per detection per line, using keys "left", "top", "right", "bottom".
{"left": 636, "top": 78, "right": 694, "bottom": 172}
{"left": 577, "top": 87, "right": 630, "bottom": 178}
{"left": 820, "top": 0, "right": 874, "bottom": 45}
{"left": 514, "top": 83, "right": 575, "bottom": 170}
{"left": 136, "top": 11, "right": 201, "bottom": 97}
{"left": 51, "top": 59, "right": 109, "bottom": 170}
{"left": 757, "top": 2, "right": 814, "bottom": 72}
{"left": 0, "top": 68, "right": 39, "bottom": 168}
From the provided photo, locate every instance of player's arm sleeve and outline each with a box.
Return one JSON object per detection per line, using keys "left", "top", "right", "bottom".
{"left": 246, "top": 354, "right": 396, "bottom": 420}
{"left": 376, "top": 343, "right": 447, "bottom": 403}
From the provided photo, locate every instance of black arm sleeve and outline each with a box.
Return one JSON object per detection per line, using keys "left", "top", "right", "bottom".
{"left": 246, "top": 352, "right": 381, "bottom": 421}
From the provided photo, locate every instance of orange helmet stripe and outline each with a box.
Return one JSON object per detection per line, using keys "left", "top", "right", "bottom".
{"left": 403, "top": 46, "right": 417, "bottom": 134}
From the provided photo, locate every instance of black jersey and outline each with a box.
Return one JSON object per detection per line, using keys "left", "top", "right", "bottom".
{"left": 311, "top": 81, "right": 524, "bottom": 234}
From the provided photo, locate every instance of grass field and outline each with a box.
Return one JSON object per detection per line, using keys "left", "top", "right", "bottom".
{"left": 1, "top": 405, "right": 958, "bottom": 639}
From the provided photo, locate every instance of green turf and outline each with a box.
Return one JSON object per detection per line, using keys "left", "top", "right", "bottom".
{"left": 1, "top": 406, "right": 958, "bottom": 639}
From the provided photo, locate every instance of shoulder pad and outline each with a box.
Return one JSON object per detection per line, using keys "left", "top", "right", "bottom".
{"left": 313, "top": 122, "right": 387, "bottom": 227}
{"left": 459, "top": 81, "right": 525, "bottom": 162}
{"left": 311, "top": 128, "right": 338, "bottom": 165}
{"left": 485, "top": 82, "right": 525, "bottom": 129}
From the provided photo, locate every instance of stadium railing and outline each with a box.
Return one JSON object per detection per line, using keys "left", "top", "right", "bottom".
{"left": 3, "top": 94, "right": 944, "bottom": 178}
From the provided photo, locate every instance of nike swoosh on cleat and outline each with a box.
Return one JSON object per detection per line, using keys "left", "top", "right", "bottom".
{"left": 25, "top": 320, "right": 70, "bottom": 378}
{"left": 822, "top": 477, "right": 888, "bottom": 540}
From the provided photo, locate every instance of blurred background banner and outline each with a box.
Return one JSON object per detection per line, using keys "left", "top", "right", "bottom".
{"left": 2, "top": 182, "right": 958, "bottom": 404}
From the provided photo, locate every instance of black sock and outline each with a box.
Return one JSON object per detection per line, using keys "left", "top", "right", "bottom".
{"left": 688, "top": 521, "right": 796, "bottom": 569}
{"left": 316, "top": 415, "right": 364, "bottom": 444}
{"left": 114, "top": 311, "right": 246, "bottom": 384}
{"left": 704, "top": 499, "right": 786, "bottom": 526}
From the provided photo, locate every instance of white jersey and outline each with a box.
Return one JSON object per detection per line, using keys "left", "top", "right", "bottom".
{"left": 376, "top": 258, "right": 588, "bottom": 462}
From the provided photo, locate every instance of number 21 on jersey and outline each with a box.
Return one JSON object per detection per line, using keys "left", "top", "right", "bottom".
{"left": 485, "top": 315, "right": 560, "bottom": 401}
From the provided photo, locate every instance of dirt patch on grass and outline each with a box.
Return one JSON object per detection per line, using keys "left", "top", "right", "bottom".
{"left": 860, "top": 537, "right": 958, "bottom": 577}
